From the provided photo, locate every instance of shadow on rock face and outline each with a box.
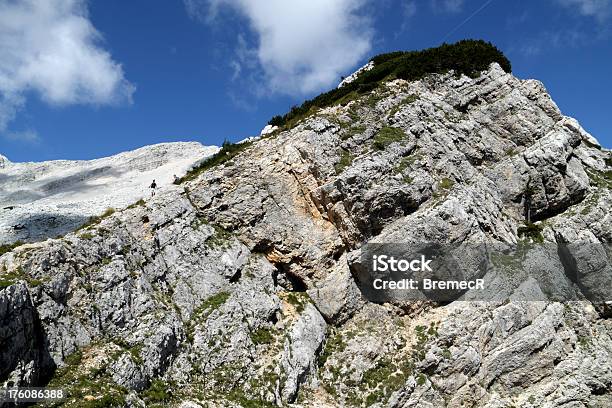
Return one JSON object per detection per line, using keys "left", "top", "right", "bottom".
{"left": 0, "top": 283, "right": 56, "bottom": 388}
{"left": 2, "top": 189, "right": 45, "bottom": 206}
{"left": 4, "top": 212, "right": 92, "bottom": 244}
{"left": 39, "top": 166, "right": 123, "bottom": 196}
{"left": 1, "top": 166, "right": 125, "bottom": 206}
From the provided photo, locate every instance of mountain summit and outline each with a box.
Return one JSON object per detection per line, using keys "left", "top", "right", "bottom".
{"left": 1, "top": 42, "right": 611, "bottom": 407}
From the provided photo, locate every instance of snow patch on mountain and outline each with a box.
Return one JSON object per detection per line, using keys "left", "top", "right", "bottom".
{"left": 0, "top": 142, "right": 219, "bottom": 244}
{"left": 337, "top": 61, "right": 374, "bottom": 88}
{"left": 0, "top": 154, "right": 9, "bottom": 169}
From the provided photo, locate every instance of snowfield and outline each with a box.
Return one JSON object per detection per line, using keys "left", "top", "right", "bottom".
{"left": 0, "top": 142, "right": 219, "bottom": 244}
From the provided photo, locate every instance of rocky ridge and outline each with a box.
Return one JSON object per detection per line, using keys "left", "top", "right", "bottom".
{"left": 1, "top": 62, "right": 611, "bottom": 407}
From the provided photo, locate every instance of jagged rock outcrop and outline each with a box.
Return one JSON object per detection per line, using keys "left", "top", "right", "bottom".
{"left": 0, "top": 282, "right": 53, "bottom": 387}
{"left": 1, "top": 62, "right": 611, "bottom": 407}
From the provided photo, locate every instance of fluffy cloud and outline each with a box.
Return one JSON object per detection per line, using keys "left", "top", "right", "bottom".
{"left": 0, "top": 0, "right": 134, "bottom": 133}
{"left": 4, "top": 129, "right": 40, "bottom": 144}
{"left": 556, "top": 0, "right": 611, "bottom": 20}
{"left": 186, "top": 0, "right": 373, "bottom": 96}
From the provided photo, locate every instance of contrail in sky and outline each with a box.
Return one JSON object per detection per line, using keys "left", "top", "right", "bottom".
{"left": 441, "top": 0, "right": 496, "bottom": 42}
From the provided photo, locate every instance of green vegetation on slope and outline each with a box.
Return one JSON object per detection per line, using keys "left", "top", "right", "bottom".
{"left": 76, "top": 208, "right": 116, "bottom": 232}
{"left": 517, "top": 221, "right": 544, "bottom": 243}
{"left": 373, "top": 126, "right": 406, "bottom": 150}
{"left": 0, "top": 240, "right": 24, "bottom": 257}
{"left": 0, "top": 266, "right": 45, "bottom": 289}
{"left": 334, "top": 150, "right": 354, "bottom": 174}
{"left": 179, "top": 140, "right": 252, "bottom": 183}
{"left": 268, "top": 39, "right": 511, "bottom": 128}
{"left": 45, "top": 347, "right": 129, "bottom": 408}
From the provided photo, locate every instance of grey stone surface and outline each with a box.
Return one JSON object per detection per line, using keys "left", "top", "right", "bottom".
{"left": 0, "top": 63, "right": 611, "bottom": 406}
{"left": 279, "top": 303, "right": 327, "bottom": 402}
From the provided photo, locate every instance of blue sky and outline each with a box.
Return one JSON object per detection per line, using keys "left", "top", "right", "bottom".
{"left": 0, "top": 0, "right": 610, "bottom": 162}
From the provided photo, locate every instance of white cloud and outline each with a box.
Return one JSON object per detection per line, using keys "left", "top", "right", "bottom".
{"left": 431, "top": 0, "right": 464, "bottom": 13}
{"left": 556, "top": 0, "right": 611, "bottom": 20}
{"left": 0, "top": 0, "right": 134, "bottom": 134}
{"left": 0, "top": 93, "right": 25, "bottom": 132}
{"left": 4, "top": 129, "right": 40, "bottom": 145}
{"left": 404, "top": 1, "right": 417, "bottom": 19}
{"left": 516, "top": 29, "right": 590, "bottom": 56}
{"left": 186, "top": 0, "right": 373, "bottom": 96}
{"left": 394, "top": 1, "right": 417, "bottom": 38}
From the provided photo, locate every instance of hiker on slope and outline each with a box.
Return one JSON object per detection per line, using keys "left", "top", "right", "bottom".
{"left": 150, "top": 179, "right": 157, "bottom": 197}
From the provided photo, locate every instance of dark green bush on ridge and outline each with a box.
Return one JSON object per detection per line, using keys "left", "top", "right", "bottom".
{"left": 373, "top": 127, "right": 406, "bottom": 150}
{"left": 268, "top": 115, "right": 284, "bottom": 127}
{"left": 179, "top": 140, "right": 252, "bottom": 183}
{"left": 268, "top": 39, "right": 511, "bottom": 128}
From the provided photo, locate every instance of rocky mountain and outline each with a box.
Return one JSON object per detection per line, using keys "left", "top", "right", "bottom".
{"left": 1, "top": 46, "right": 612, "bottom": 407}
{"left": 0, "top": 142, "right": 219, "bottom": 245}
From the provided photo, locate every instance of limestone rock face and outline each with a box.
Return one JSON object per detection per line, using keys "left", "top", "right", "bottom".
{"left": 279, "top": 303, "right": 327, "bottom": 402}
{"left": 1, "top": 63, "right": 611, "bottom": 407}
{"left": 0, "top": 282, "right": 53, "bottom": 387}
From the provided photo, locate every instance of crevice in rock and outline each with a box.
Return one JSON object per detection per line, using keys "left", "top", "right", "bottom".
{"left": 252, "top": 238, "right": 274, "bottom": 254}
{"left": 367, "top": 197, "right": 422, "bottom": 237}
{"left": 590, "top": 383, "right": 609, "bottom": 396}
{"left": 555, "top": 237, "right": 579, "bottom": 284}
{"left": 454, "top": 95, "right": 481, "bottom": 113}
{"left": 530, "top": 191, "right": 587, "bottom": 222}
{"left": 283, "top": 270, "right": 308, "bottom": 292}
{"left": 229, "top": 269, "right": 242, "bottom": 283}
{"left": 271, "top": 267, "right": 279, "bottom": 288}
{"left": 529, "top": 338, "right": 553, "bottom": 356}
{"left": 273, "top": 262, "right": 308, "bottom": 292}
{"left": 1, "top": 286, "right": 57, "bottom": 387}
{"left": 269, "top": 311, "right": 279, "bottom": 325}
